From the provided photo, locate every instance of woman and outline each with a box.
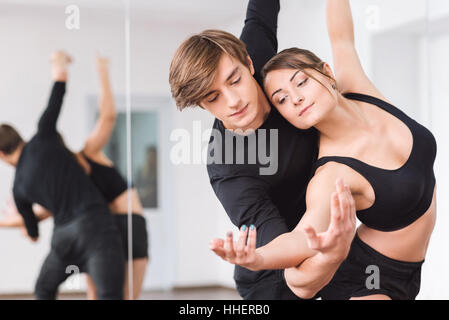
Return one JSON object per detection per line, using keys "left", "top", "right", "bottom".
{"left": 210, "top": 0, "right": 436, "bottom": 300}
{"left": 1, "top": 52, "right": 149, "bottom": 300}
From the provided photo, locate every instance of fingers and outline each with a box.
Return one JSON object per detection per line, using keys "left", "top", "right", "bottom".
{"left": 347, "top": 185, "right": 356, "bottom": 226}
{"left": 303, "top": 225, "right": 321, "bottom": 250}
{"left": 210, "top": 225, "right": 257, "bottom": 262}
{"left": 246, "top": 225, "right": 257, "bottom": 253}
{"left": 328, "top": 191, "right": 341, "bottom": 231}
{"left": 235, "top": 225, "right": 249, "bottom": 258}
{"left": 209, "top": 238, "right": 226, "bottom": 259}
{"left": 223, "top": 231, "right": 236, "bottom": 260}
{"left": 96, "top": 56, "right": 109, "bottom": 69}
{"left": 336, "top": 178, "right": 349, "bottom": 223}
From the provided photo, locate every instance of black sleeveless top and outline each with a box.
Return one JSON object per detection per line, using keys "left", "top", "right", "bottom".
{"left": 313, "top": 93, "right": 437, "bottom": 232}
{"left": 81, "top": 153, "right": 128, "bottom": 203}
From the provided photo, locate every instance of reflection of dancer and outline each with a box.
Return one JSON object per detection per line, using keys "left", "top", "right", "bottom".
{"left": 211, "top": 0, "right": 437, "bottom": 300}
{"left": 0, "top": 54, "right": 149, "bottom": 300}
{"left": 169, "top": 0, "right": 355, "bottom": 300}
{"left": 0, "top": 52, "right": 125, "bottom": 299}
{"left": 136, "top": 146, "right": 157, "bottom": 208}
{"left": 78, "top": 55, "right": 149, "bottom": 300}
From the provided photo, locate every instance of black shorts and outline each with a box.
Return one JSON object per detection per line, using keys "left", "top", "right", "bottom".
{"left": 321, "top": 234, "right": 424, "bottom": 300}
{"left": 114, "top": 214, "right": 149, "bottom": 260}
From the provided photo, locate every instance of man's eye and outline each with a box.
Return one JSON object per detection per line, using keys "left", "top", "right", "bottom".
{"left": 297, "top": 78, "right": 308, "bottom": 87}
{"left": 231, "top": 77, "right": 241, "bottom": 85}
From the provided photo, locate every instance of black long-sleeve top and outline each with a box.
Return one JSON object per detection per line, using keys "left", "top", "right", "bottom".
{"left": 13, "top": 82, "right": 110, "bottom": 238}
{"left": 207, "top": 0, "right": 319, "bottom": 286}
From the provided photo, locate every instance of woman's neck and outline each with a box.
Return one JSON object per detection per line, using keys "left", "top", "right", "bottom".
{"left": 315, "top": 95, "right": 372, "bottom": 144}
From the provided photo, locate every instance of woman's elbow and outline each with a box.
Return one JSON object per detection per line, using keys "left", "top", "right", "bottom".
{"left": 285, "top": 273, "right": 319, "bottom": 300}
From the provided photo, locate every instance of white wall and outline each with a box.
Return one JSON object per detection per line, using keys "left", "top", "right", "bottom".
{"left": 420, "top": 31, "right": 449, "bottom": 300}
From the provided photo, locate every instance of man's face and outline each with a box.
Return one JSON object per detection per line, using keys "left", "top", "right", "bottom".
{"left": 0, "top": 152, "right": 7, "bottom": 164}
{"left": 0, "top": 151, "right": 13, "bottom": 167}
{"left": 199, "top": 54, "right": 262, "bottom": 131}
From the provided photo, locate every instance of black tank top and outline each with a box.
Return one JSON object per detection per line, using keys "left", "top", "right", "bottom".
{"left": 81, "top": 153, "right": 128, "bottom": 203}
{"left": 313, "top": 93, "right": 437, "bottom": 232}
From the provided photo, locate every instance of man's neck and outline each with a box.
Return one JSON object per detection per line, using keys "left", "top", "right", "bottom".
{"left": 8, "top": 144, "right": 24, "bottom": 167}
{"left": 251, "top": 84, "right": 272, "bottom": 129}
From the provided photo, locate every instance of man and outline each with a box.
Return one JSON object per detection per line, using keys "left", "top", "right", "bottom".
{"left": 0, "top": 51, "right": 124, "bottom": 299}
{"left": 169, "top": 0, "right": 354, "bottom": 299}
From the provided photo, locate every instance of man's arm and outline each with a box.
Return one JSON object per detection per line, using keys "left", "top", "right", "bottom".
{"left": 209, "top": 173, "right": 289, "bottom": 248}
{"left": 37, "top": 81, "right": 66, "bottom": 137}
{"left": 240, "top": 0, "right": 280, "bottom": 85}
{"left": 13, "top": 194, "right": 38, "bottom": 240}
{"left": 37, "top": 51, "right": 71, "bottom": 137}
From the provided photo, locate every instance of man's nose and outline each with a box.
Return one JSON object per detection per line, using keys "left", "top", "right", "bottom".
{"left": 224, "top": 88, "right": 242, "bottom": 109}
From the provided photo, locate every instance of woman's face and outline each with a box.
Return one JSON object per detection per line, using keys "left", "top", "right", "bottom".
{"left": 264, "top": 67, "right": 337, "bottom": 130}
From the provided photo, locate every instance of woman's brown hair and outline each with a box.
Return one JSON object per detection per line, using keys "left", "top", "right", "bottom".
{"left": 261, "top": 48, "right": 337, "bottom": 94}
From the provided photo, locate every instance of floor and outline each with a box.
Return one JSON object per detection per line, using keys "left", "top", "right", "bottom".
{"left": 0, "top": 286, "right": 242, "bottom": 300}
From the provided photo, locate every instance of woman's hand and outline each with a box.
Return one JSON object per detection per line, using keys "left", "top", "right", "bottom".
{"left": 209, "top": 224, "right": 263, "bottom": 271}
{"left": 96, "top": 55, "right": 110, "bottom": 75}
{"left": 301, "top": 179, "right": 356, "bottom": 264}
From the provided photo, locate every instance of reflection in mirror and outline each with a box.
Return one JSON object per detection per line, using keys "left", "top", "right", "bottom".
{"left": 0, "top": 0, "right": 148, "bottom": 300}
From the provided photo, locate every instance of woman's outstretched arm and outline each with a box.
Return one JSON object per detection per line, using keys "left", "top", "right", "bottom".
{"left": 326, "top": 0, "right": 382, "bottom": 98}
{"left": 210, "top": 173, "right": 356, "bottom": 273}
{"left": 82, "top": 56, "right": 117, "bottom": 156}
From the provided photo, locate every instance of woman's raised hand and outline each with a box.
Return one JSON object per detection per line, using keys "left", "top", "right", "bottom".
{"left": 96, "top": 55, "right": 110, "bottom": 74}
{"left": 302, "top": 178, "right": 357, "bottom": 263}
{"left": 209, "top": 224, "right": 263, "bottom": 271}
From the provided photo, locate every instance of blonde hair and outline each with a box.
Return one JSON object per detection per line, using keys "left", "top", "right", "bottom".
{"left": 169, "top": 29, "right": 250, "bottom": 110}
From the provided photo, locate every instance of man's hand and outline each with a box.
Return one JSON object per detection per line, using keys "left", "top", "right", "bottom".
{"left": 209, "top": 225, "right": 263, "bottom": 271}
{"left": 50, "top": 50, "right": 72, "bottom": 81}
{"left": 0, "top": 194, "right": 24, "bottom": 227}
{"left": 302, "top": 178, "right": 356, "bottom": 264}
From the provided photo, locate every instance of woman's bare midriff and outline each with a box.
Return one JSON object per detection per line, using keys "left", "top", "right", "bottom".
{"left": 109, "top": 188, "right": 143, "bottom": 215}
{"left": 357, "top": 186, "right": 437, "bottom": 263}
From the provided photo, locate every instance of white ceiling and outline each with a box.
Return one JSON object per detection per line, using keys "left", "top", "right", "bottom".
{"left": 0, "top": 0, "right": 248, "bottom": 25}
